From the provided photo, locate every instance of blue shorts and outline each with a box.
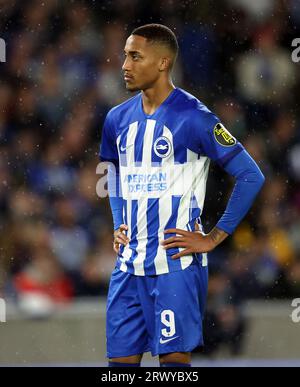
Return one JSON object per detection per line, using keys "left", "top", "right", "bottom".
{"left": 106, "top": 261, "right": 208, "bottom": 358}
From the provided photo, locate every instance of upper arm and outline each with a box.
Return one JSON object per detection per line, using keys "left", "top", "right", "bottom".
{"left": 99, "top": 111, "right": 119, "bottom": 164}
{"left": 185, "top": 108, "right": 243, "bottom": 167}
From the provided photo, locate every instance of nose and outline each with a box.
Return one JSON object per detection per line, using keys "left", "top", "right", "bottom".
{"left": 122, "top": 56, "right": 131, "bottom": 72}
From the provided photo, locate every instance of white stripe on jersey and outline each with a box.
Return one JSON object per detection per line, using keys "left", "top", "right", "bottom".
{"left": 192, "top": 156, "right": 210, "bottom": 217}
{"left": 133, "top": 119, "right": 156, "bottom": 275}
{"left": 126, "top": 121, "right": 138, "bottom": 166}
{"left": 119, "top": 199, "right": 132, "bottom": 272}
{"left": 202, "top": 252, "right": 208, "bottom": 267}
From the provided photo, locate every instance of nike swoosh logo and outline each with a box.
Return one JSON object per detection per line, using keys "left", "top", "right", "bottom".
{"left": 120, "top": 144, "right": 134, "bottom": 152}
{"left": 159, "top": 336, "right": 179, "bottom": 344}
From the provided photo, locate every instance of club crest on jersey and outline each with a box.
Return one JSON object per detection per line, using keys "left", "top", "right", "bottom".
{"left": 213, "top": 123, "right": 236, "bottom": 147}
{"left": 154, "top": 136, "right": 172, "bottom": 158}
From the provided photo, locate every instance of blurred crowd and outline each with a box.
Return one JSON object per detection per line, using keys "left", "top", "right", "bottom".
{"left": 0, "top": 0, "right": 300, "bottom": 354}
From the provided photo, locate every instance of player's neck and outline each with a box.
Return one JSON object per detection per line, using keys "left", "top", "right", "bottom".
{"left": 141, "top": 81, "right": 175, "bottom": 115}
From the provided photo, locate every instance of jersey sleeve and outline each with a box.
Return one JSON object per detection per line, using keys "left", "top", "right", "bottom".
{"left": 99, "top": 110, "right": 119, "bottom": 164}
{"left": 99, "top": 111, "right": 123, "bottom": 229}
{"left": 187, "top": 108, "right": 244, "bottom": 167}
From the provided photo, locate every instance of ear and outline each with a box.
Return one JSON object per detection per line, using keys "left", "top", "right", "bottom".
{"left": 158, "top": 57, "right": 170, "bottom": 72}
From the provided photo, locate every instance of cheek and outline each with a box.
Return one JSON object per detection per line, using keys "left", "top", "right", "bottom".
{"left": 137, "top": 63, "right": 158, "bottom": 79}
{"left": 136, "top": 58, "right": 156, "bottom": 72}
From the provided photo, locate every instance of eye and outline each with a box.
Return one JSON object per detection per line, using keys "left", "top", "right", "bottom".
{"left": 132, "top": 53, "right": 140, "bottom": 61}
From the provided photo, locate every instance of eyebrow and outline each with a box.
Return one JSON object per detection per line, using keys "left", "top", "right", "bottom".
{"left": 124, "top": 50, "right": 142, "bottom": 55}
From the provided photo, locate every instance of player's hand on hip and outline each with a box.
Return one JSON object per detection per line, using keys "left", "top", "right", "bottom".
{"left": 161, "top": 228, "right": 215, "bottom": 259}
{"left": 113, "top": 224, "right": 130, "bottom": 254}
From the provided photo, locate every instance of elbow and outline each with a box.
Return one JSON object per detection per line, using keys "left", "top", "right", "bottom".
{"left": 254, "top": 169, "right": 265, "bottom": 193}
{"left": 241, "top": 167, "right": 265, "bottom": 194}
{"left": 258, "top": 170, "right": 265, "bottom": 187}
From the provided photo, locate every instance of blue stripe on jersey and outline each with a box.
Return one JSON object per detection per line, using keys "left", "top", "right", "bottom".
{"left": 188, "top": 194, "right": 205, "bottom": 266}
{"left": 118, "top": 199, "right": 127, "bottom": 257}
{"left": 164, "top": 196, "right": 182, "bottom": 272}
{"left": 188, "top": 194, "right": 201, "bottom": 231}
{"left": 151, "top": 122, "right": 164, "bottom": 165}
{"left": 174, "top": 142, "right": 188, "bottom": 164}
{"left": 125, "top": 199, "right": 138, "bottom": 273}
{"left": 144, "top": 198, "right": 160, "bottom": 275}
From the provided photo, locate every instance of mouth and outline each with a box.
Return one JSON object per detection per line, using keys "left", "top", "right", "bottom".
{"left": 124, "top": 74, "right": 134, "bottom": 82}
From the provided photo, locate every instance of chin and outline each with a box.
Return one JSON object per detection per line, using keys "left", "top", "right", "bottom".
{"left": 125, "top": 84, "right": 141, "bottom": 92}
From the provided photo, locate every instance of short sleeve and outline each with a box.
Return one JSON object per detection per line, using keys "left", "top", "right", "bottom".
{"left": 99, "top": 111, "right": 119, "bottom": 163}
{"left": 187, "top": 108, "right": 244, "bottom": 167}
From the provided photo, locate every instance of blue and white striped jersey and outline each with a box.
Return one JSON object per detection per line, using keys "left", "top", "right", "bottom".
{"left": 100, "top": 87, "right": 243, "bottom": 276}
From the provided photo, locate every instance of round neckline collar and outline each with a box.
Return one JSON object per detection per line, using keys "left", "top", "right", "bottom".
{"left": 139, "top": 87, "right": 178, "bottom": 119}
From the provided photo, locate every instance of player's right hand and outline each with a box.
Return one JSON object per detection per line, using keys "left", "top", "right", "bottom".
{"left": 113, "top": 224, "right": 130, "bottom": 254}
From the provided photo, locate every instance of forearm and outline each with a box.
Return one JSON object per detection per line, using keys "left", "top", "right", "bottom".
{"left": 208, "top": 227, "right": 229, "bottom": 247}
{"left": 107, "top": 163, "right": 123, "bottom": 231}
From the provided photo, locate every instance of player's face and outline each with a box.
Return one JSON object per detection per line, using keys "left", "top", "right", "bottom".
{"left": 122, "top": 35, "right": 163, "bottom": 92}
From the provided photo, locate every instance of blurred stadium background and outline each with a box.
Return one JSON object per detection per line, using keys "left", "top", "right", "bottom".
{"left": 0, "top": 0, "right": 300, "bottom": 367}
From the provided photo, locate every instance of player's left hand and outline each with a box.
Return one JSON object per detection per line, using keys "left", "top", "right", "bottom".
{"left": 161, "top": 228, "right": 215, "bottom": 259}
